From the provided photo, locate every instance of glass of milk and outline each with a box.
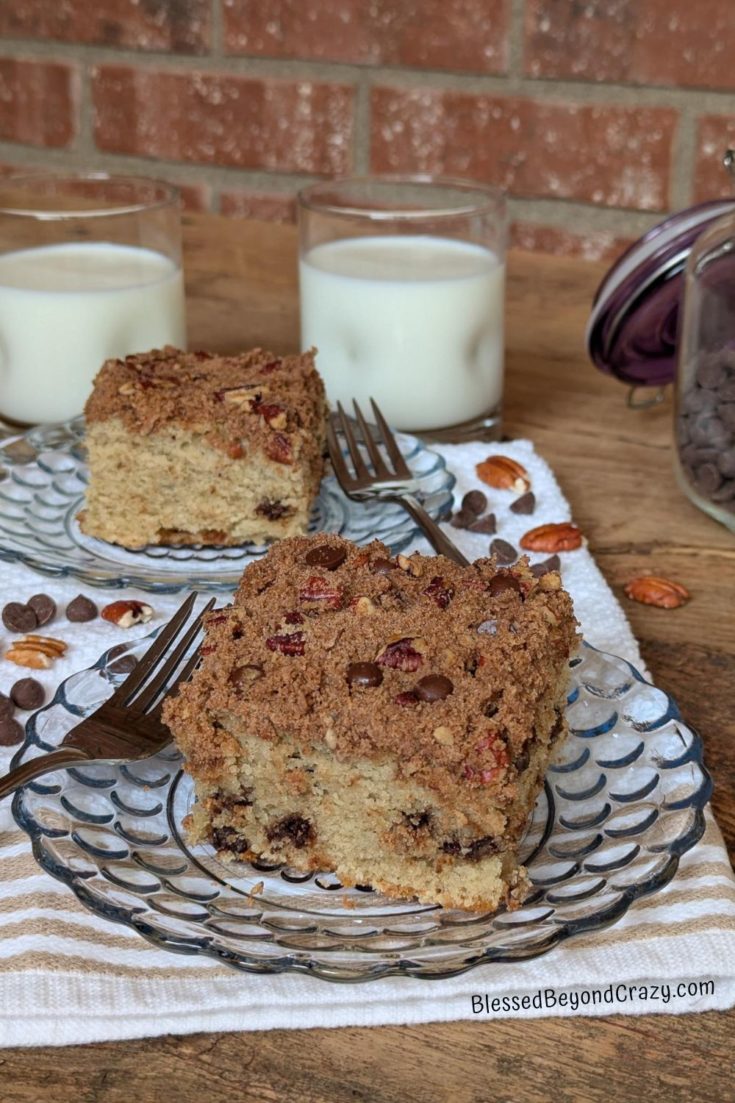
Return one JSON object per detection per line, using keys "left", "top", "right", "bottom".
{"left": 298, "top": 175, "right": 507, "bottom": 439}
{"left": 0, "top": 173, "right": 186, "bottom": 425}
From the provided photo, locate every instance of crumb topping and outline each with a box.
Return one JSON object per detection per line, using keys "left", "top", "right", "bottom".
{"left": 84, "top": 346, "right": 327, "bottom": 465}
{"left": 165, "top": 535, "right": 578, "bottom": 802}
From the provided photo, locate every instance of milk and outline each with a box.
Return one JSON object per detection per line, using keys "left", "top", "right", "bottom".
{"left": 299, "top": 235, "right": 504, "bottom": 431}
{"left": 0, "top": 242, "right": 186, "bottom": 424}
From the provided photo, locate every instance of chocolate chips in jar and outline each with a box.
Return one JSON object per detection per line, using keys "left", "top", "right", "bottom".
{"left": 677, "top": 348, "right": 735, "bottom": 514}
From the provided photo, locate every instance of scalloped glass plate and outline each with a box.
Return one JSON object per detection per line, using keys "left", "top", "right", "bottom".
{"left": 0, "top": 418, "right": 454, "bottom": 593}
{"left": 12, "top": 637, "right": 711, "bottom": 981}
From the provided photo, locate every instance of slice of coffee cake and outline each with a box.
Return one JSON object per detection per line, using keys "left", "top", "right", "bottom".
{"left": 80, "top": 346, "right": 327, "bottom": 548}
{"left": 164, "top": 535, "right": 578, "bottom": 912}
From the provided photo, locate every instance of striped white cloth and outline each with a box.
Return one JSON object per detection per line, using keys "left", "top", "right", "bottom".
{"left": 0, "top": 439, "right": 733, "bottom": 1047}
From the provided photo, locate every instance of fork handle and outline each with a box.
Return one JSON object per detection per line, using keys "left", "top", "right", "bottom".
{"left": 0, "top": 747, "right": 91, "bottom": 802}
{"left": 394, "top": 494, "right": 470, "bottom": 566}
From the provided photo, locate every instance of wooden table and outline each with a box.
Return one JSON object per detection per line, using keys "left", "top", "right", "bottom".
{"left": 4, "top": 214, "right": 733, "bottom": 1103}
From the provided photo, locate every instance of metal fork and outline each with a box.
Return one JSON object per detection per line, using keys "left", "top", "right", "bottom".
{"left": 328, "top": 399, "right": 469, "bottom": 566}
{"left": 0, "top": 592, "right": 215, "bottom": 801}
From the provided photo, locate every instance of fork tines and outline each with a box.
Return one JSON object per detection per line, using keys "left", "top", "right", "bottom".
{"left": 330, "top": 398, "right": 412, "bottom": 487}
{"left": 111, "top": 593, "right": 215, "bottom": 716}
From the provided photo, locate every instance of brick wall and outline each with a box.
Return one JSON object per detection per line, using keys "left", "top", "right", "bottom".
{"left": 0, "top": 0, "right": 734, "bottom": 261}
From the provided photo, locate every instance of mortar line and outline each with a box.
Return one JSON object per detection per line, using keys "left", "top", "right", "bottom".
{"left": 2, "top": 37, "right": 735, "bottom": 114}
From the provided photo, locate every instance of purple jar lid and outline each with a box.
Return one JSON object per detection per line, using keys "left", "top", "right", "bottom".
{"left": 586, "top": 200, "right": 735, "bottom": 386}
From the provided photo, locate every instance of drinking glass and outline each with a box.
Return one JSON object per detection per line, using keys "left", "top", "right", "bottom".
{"left": 298, "top": 175, "right": 507, "bottom": 440}
{"left": 0, "top": 172, "right": 186, "bottom": 426}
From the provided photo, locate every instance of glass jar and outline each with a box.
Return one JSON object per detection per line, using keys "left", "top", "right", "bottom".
{"left": 675, "top": 212, "right": 735, "bottom": 531}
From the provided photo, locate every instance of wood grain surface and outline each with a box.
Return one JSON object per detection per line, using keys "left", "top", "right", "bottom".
{"left": 3, "top": 214, "right": 733, "bottom": 1103}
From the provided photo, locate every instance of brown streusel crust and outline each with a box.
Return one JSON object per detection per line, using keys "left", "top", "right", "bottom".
{"left": 164, "top": 535, "right": 579, "bottom": 912}
{"left": 80, "top": 347, "right": 327, "bottom": 547}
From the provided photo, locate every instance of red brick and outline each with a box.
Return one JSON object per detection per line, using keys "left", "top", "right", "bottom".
{"left": 370, "top": 87, "right": 676, "bottom": 211}
{"left": 694, "top": 117, "right": 735, "bottom": 202}
{"left": 224, "top": 0, "right": 508, "bottom": 73}
{"left": 525, "top": 1, "right": 735, "bottom": 91}
{"left": 175, "top": 182, "right": 211, "bottom": 212}
{"left": 221, "top": 190, "right": 297, "bottom": 224}
{"left": 0, "top": 0, "right": 210, "bottom": 53}
{"left": 511, "top": 221, "right": 632, "bottom": 263}
{"left": 92, "top": 67, "right": 354, "bottom": 175}
{"left": 0, "top": 59, "right": 77, "bottom": 148}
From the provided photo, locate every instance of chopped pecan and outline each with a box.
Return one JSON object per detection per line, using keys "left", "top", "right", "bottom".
{"left": 266, "top": 631, "right": 305, "bottom": 656}
{"left": 217, "top": 384, "right": 264, "bottom": 406}
{"left": 251, "top": 399, "right": 288, "bottom": 429}
{"left": 476, "top": 455, "right": 530, "bottom": 493}
{"left": 422, "top": 575, "right": 454, "bottom": 609}
{"left": 298, "top": 575, "right": 344, "bottom": 610}
{"left": 520, "top": 522, "right": 583, "bottom": 552}
{"left": 624, "top": 576, "right": 690, "bottom": 609}
{"left": 265, "top": 432, "right": 293, "bottom": 465}
{"left": 375, "top": 636, "right": 427, "bottom": 672}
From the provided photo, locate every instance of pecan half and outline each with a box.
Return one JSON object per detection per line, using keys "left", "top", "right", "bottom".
{"left": 520, "top": 522, "right": 583, "bottom": 552}
{"left": 476, "top": 455, "right": 530, "bottom": 493}
{"left": 624, "top": 576, "right": 690, "bottom": 609}
{"left": 6, "top": 634, "right": 67, "bottom": 669}
{"left": 101, "top": 600, "right": 154, "bottom": 628}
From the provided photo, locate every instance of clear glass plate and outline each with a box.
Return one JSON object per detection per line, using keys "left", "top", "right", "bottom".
{"left": 0, "top": 418, "right": 455, "bottom": 594}
{"left": 11, "top": 637, "right": 711, "bottom": 981}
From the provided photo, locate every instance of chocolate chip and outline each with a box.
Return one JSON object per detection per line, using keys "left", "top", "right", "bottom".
{"left": 530, "top": 555, "right": 561, "bottom": 578}
{"left": 305, "top": 543, "right": 346, "bottom": 571}
{"left": 695, "top": 462, "right": 723, "bottom": 495}
{"left": 27, "top": 593, "right": 56, "bottom": 627}
{"left": 718, "top": 449, "right": 735, "bottom": 478}
{"left": 488, "top": 572, "right": 522, "bottom": 596}
{"left": 256, "top": 498, "right": 292, "bottom": 521}
{"left": 2, "top": 602, "right": 37, "bottom": 633}
{"left": 467, "top": 513, "right": 497, "bottom": 534}
{"left": 108, "top": 650, "right": 138, "bottom": 675}
{"left": 461, "top": 489, "right": 487, "bottom": 516}
{"left": 266, "top": 814, "right": 314, "bottom": 849}
{"left": 489, "top": 539, "right": 517, "bottom": 565}
{"left": 66, "top": 594, "right": 98, "bottom": 622}
{"left": 450, "top": 508, "right": 477, "bottom": 530}
{"left": 510, "top": 491, "right": 536, "bottom": 515}
{"left": 211, "top": 826, "right": 250, "bottom": 856}
{"left": 0, "top": 693, "right": 13, "bottom": 720}
{"left": 721, "top": 403, "right": 735, "bottom": 429}
{"left": 371, "top": 557, "right": 395, "bottom": 575}
{"left": 482, "top": 692, "right": 502, "bottom": 717}
{"left": 685, "top": 388, "right": 718, "bottom": 414}
{"left": 10, "top": 677, "right": 44, "bottom": 710}
{"left": 0, "top": 717, "right": 23, "bottom": 746}
{"left": 514, "top": 748, "right": 530, "bottom": 772}
{"left": 711, "top": 481, "right": 735, "bottom": 502}
{"left": 415, "top": 674, "right": 454, "bottom": 702}
{"left": 696, "top": 357, "right": 726, "bottom": 389}
{"left": 404, "top": 809, "right": 432, "bottom": 830}
{"left": 346, "top": 661, "right": 383, "bottom": 688}
{"left": 466, "top": 835, "right": 502, "bottom": 861}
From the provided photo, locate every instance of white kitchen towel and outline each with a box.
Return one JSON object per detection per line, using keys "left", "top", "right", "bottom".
{"left": 0, "top": 438, "right": 733, "bottom": 1048}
